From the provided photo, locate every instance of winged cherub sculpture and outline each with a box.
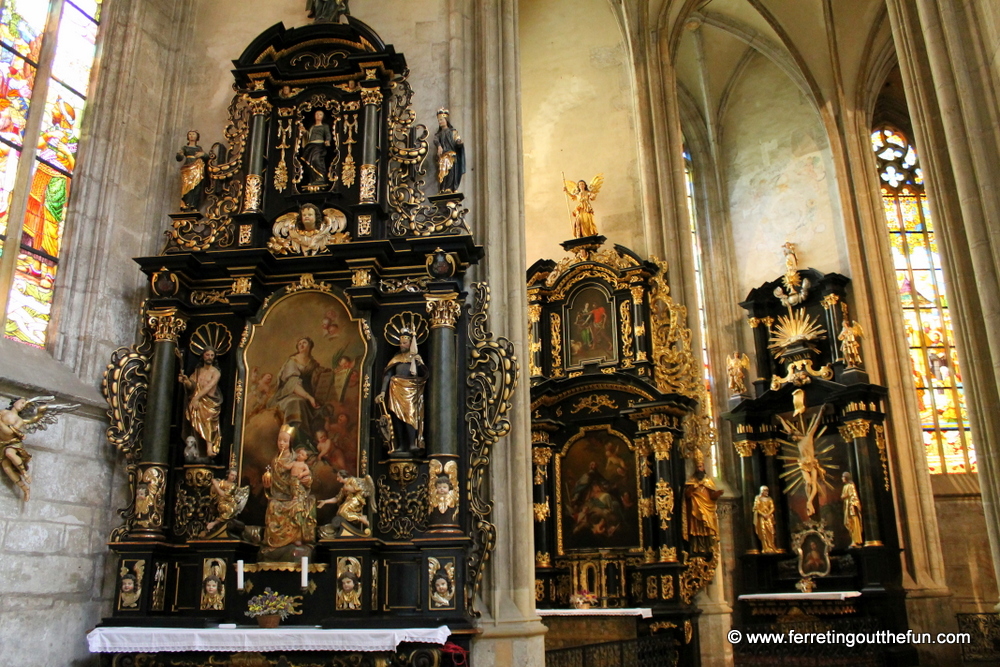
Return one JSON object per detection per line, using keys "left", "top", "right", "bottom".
{"left": 1, "top": 396, "right": 79, "bottom": 501}
{"left": 268, "top": 203, "right": 349, "bottom": 256}
{"left": 563, "top": 175, "right": 604, "bottom": 238}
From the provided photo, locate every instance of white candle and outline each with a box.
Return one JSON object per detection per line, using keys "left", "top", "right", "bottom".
{"left": 237, "top": 560, "right": 244, "bottom": 591}
{"left": 301, "top": 556, "right": 309, "bottom": 588}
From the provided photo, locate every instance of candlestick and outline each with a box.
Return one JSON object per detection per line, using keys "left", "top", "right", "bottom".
{"left": 301, "top": 556, "right": 308, "bottom": 589}
{"left": 237, "top": 560, "right": 244, "bottom": 591}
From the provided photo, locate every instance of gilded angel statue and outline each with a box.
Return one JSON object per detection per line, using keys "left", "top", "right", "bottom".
{"left": 838, "top": 317, "right": 864, "bottom": 368}
{"left": 726, "top": 352, "right": 750, "bottom": 395}
{"left": 268, "top": 203, "right": 349, "bottom": 256}
{"left": 1, "top": 396, "right": 79, "bottom": 501}
{"left": 318, "top": 470, "right": 376, "bottom": 537}
{"left": 563, "top": 174, "right": 604, "bottom": 238}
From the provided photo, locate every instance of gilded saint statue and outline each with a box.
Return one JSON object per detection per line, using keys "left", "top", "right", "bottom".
{"left": 682, "top": 460, "right": 724, "bottom": 554}
{"left": 178, "top": 347, "right": 223, "bottom": 458}
{"left": 261, "top": 425, "right": 318, "bottom": 561}
{"left": 318, "top": 470, "right": 375, "bottom": 537}
{"left": 176, "top": 130, "right": 206, "bottom": 211}
{"left": 201, "top": 468, "right": 249, "bottom": 538}
{"left": 838, "top": 317, "right": 864, "bottom": 368}
{"left": 563, "top": 174, "right": 603, "bottom": 238}
{"left": 434, "top": 109, "right": 465, "bottom": 194}
{"left": 306, "top": 0, "right": 350, "bottom": 22}
{"left": 377, "top": 329, "right": 427, "bottom": 455}
{"left": 726, "top": 352, "right": 750, "bottom": 395}
{"left": 841, "top": 471, "right": 863, "bottom": 547}
{"left": 752, "top": 485, "right": 779, "bottom": 553}
{"left": 1, "top": 396, "right": 77, "bottom": 501}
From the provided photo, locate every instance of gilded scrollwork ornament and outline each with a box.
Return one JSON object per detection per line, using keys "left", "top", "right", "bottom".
{"left": 550, "top": 312, "right": 564, "bottom": 377}
{"left": 654, "top": 479, "right": 674, "bottom": 530}
{"left": 648, "top": 259, "right": 702, "bottom": 398}
{"left": 569, "top": 395, "right": 617, "bottom": 414}
{"left": 173, "top": 466, "right": 215, "bottom": 539}
{"left": 532, "top": 446, "right": 552, "bottom": 485}
{"left": 375, "top": 473, "right": 428, "bottom": 540}
{"left": 103, "top": 347, "right": 150, "bottom": 467}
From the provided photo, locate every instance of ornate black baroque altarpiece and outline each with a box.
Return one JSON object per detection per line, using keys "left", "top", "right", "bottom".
{"left": 100, "top": 15, "right": 514, "bottom": 667}
{"left": 723, "top": 245, "right": 914, "bottom": 664}
{"left": 527, "top": 236, "right": 721, "bottom": 666}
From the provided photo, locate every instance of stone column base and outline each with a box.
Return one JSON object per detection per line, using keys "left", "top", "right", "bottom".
{"left": 472, "top": 619, "right": 547, "bottom": 667}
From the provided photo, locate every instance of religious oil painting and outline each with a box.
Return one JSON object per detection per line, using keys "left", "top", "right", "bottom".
{"left": 558, "top": 428, "right": 640, "bottom": 553}
{"left": 567, "top": 286, "right": 615, "bottom": 367}
{"left": 239, "top": 290, "right": 367, "bottom": 528}
{"left": 797, "top": 531, "right": 831, "bottom": 578}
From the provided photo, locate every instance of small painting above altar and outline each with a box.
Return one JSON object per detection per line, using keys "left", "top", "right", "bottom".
{"left": 240, "top": 290, "right": 368, "bottom": 529}
{"left": 557, "top": 428, "right": 640, "bottom": 553}
{"left": 567, "top": 286, "right": 616, "bottom": 367}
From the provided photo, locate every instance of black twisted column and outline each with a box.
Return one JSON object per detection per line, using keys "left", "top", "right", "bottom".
{"left": 131, "top": 307, "right": 187, "bottom": 540}
{"left": 425, "top": 291, "right": 463, "bottom": 533}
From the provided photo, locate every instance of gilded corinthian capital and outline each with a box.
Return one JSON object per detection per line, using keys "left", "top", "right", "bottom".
{"left": 425, "top": 293, "right": 462, "bottom": 329}
{"left": 147, "top": 308, "right": 188, "bottom": 342}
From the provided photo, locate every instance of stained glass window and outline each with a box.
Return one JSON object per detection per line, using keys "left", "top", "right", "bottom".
{"left": 871, "top": 126, "right": 975, "bottom": 474}
{"left": 0, "top": 0, "right": 102, "bottom": 347}
{"left": 684, "top": 151, "right": 719, "bottom": 477}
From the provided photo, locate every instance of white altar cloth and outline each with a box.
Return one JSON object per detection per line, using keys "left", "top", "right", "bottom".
{"left": 536, "top": 608, "right": 653, "bottom": 618}
{"left": 87, "top": 625, "right": 452, "bottom": 653}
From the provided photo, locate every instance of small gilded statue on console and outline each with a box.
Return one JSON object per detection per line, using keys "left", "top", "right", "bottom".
{"left": 178, "top": 347, "right": 223, "bottom": 458}
{"left": 682, "top": 457, "right": 724, "bottom": 555}
{"left": 377, "top": 326, "right": 427, "bottom": 455}
{"left": 841, "top": 471, "right": 863, "bottom": 547}
{"left": 563, "top": 175, "right": 603, "bottom": 238}
{"left": 726, "top": 352, "right": 750, "bottom": 395}
{"left": 435, "top": 108, "right": 465, "bottom": 194}
{"left": 752, "top": 485, "right": 780, "bottom": 553}
{"left": 1, "top": 396, "right": 77, "bottom": 501}
{"left": 176, "top": 130, "right": 206, "bottom": 211}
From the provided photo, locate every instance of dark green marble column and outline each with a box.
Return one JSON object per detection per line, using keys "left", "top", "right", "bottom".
{"left": 241, "top": 95, "right": 271, "bottom": 214}
{"left": 359, "top": 85, "right": 382, "bottom": 204}
{"left": 425, "top": 292, "right": 462, "bottom": 533}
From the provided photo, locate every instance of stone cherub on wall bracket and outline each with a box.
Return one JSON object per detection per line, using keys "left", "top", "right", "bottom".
{"left": 268, "top": 203, "right": 350, "bottom": 256}
{"left": 1, "top": 396, "right": 79, "bottom": 501}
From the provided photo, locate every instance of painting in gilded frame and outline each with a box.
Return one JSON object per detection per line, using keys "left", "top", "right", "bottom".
{"left": 557, "top": 427, "right": 640, "bottom": 553}
{"left": 567, "top": 286, "right": 615, "bottom": 367}
{"left": 238, "top": 290, "right": 367, "bottom": 527}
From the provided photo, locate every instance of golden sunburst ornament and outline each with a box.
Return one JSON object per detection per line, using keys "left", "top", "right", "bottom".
{"left": 768, "top": 308, "right": 826, "bottom": 359}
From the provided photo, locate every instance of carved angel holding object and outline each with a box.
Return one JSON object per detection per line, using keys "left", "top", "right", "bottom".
{"left": 1, "top": 396, "right": 79, "bottom": 501}
{"left": 726, "top": 352, "right": 750, "bottom": 395}
{"left": 563, "top": 175, "right": 603, "bottom": 238}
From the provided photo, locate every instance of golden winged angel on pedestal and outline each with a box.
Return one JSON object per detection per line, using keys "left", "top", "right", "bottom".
{"left": 563, "top": 174, "right": 604, "bottom": 238}
{"left": 1, "top": 396, "right": 78, "bottom": 501}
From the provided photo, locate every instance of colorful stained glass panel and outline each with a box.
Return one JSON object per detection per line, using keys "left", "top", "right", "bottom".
{"left": 0, "top": 0, "right": 47, "bottom": 62}
{"left": 36, "top": 80, "right": 84, "bottom": 172}
{"left": 0, "top": 141, "right": 19, "bottom": 237}
{"left": 0, "top": 46, "right": 35, "bottom": 145}
{"left": 21, "top": 160, "right": 68, "bottom": 259}
{"left": 52, "top": 4, "right": 97, "bottom": 95}
{"left": 4, "top": 250, "right": 55, "bottom": 347}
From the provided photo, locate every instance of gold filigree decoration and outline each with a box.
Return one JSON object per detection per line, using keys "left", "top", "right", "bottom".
{"left": 426, "top": 293, "right": 462, "bottom": 329}
{"left": 231, "top": 277, "right": 252, "bottom": 294}
{"left": 389, "top": 462, "right": 418, "bottom": 485}
{"left": 147, "top": 308, "right": 187, "bottom": 342}
{"left": 647, "top": 576, "right": 658, "bottom": 599}
{"left": 380, "top": 276, "right": 431, "bottom": 294}
{"left": 650, "top": 621, "right": 678, "bottom": 634}
{"left": 550, "top": 312, "right": 564, "bottom": 377}
{"left": 286, "top": 274, "right": 331, "bottom": 293}
{"left": 342, "top": 152, "right": 356, "bottom": 188}
{"left": 532, "top": 447, "right": 552, "bottom": 485}
{"left": 648, "top": 259, "right": 701, "bottom": 398}
{"left": 734, "top": 440, "right": 756, "bottom": 457}
{"left": 242, "top": 562, "right": 327, "bottom": 573}
{"left": 190, "top": 289, "right": 230, "bottom": 306}
{"left": 660, "top": 546, "right": 677, "bottom": 563}
{"left": 760, "top": 438, "right": 781, "bottom": 457}
{"left": 570, "top": 395, "right": 618, "bottom": 414}
{"left": 684, "top": 620, "right": 693, "bottom": 644}
{"left": 239, "top": 225, "right": 252, "bottom": 245}
{"left": 242, "top": 174, "right": 262, "bottom": 213}
{"left": 358, "top": 214, "right": 372, "bottom": 236}
{"left": 620, "top": 300, "right": 634, "bottom": 364}
{"left": 649, "top": 431, "right": 673, "bottom": 460}
{"left": 636, "top": 438, "right": 653, "bottom": 477}
{"left": 466, "top": 283, "right": 517, "bottom": 616}
{"left": 173, "top": 467, "right": 214, "bottom": 539}
{"left": 770, "top": 358, "right": 833, "bottom": 390}
{"left": 874, "top": 424, "right": 890, "bottom": 490}
{"left": 533, "top": 503, "right": 550, "bottom": 522}
{"left": 839, "top": 419, "right": 871, "bottom": 441}
{"left": 376, "top": 473, "right": 429, "bottom": 540}
{"left": 536, "top": 552, "right": 551, "bottom": 568}
{"left": 360, "top": 87, "right": 383, "bottom": 105}
{"left": 360, "top": 164, "right": 376, "bottom": 202}
{"left": 352, "top": 269, "right": 372, "bottom": 287}
{"left": 639, "top": 496, "right": 654, "bottom": 518}
{"left": 102, "top": 346, "right": 149, "bottom": 468}
{"left": 134, "top": 464, "right": 168, "bottom": 530}
{"left": 679, "top": 549, "right": 719, "bottom": 604}
{"left": 528, "top": 304, "right": 542, "bottom": 325}
{"left": 661, "top": 575, "right": 673, "bottom": 600}
{"left": 655, "top": 479, "right": 674, "bottom": 530}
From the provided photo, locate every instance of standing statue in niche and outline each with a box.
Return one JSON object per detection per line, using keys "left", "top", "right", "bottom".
{"left": 841, "top": 471, "right": 864, "bottom": 547}
{"left": 376, "top": 324, "right": 428, "bottom": 455}
{"left": 1, "top": 396, "right": 78, "bottom": 501}
{"left": 563, "top": 175, "right": 603, "bottom": 238}
{"left": 727, "top": 352, "right": 750, "bottom": 395}
{"left": 434, "top": 108, "right": 465, "bottom": 194}
{"left": 682, "top": 459, "right": 724, "bottom": 554}
{"left": 300, "top": 109, "right": 333, "bottom": 185}
{"left": 752, "top": 485, "right": 779, "bottom": 553}
{"left": 838, "top": 317, "right": 864, "bottom": 368}
{"left": 178, "top": 348, "right": 223, "bottom": 457}
{"left": 306, "top": 0, "right": 350, "bottom": 22}
{"left": 176, "top": 130, "right": 206, "bottom": 211}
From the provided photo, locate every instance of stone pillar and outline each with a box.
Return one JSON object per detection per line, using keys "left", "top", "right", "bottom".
{"left": 359, "top": 83, "right": 382, "bottom": 204}
{"left": 131, "top": 306, "right": 187, "bottom": 539}
{"left": 425, "top": 291, "right": 462, "bottom": 533}
{"left": 240, "top": 94, "right": 271, "bottom": 214}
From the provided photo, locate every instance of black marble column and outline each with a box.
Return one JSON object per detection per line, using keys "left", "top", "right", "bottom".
{"left": 650, "top": 430, "right": 679, "bottom": 563}
{"left": 359, "top": 84, "right": 382, "bottom": 204}
{"left": 844, "top": 420, "right": 882, "bottom": 546}
{"left": 241, "top": 95, "right": 271, "bottom": 214}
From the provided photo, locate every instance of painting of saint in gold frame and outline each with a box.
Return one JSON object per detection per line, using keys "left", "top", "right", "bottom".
{"left": 557, "top": 427, "right": 640, "bottom": 553}
{"left": 238, "top": 290, "right": 368, "bottom": 528}
{"left": 567, "top": 286, "right": 615, "bottom": 367}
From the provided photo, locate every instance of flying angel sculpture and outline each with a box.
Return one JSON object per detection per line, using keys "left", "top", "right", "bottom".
{"left": 1, "top": 396, "right": 79, "bottom": 501}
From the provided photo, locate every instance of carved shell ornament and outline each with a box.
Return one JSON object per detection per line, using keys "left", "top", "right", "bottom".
{"left": 189, "top": 322, "right": 232, "bottom": 357}
{"left": 383, "top": 311, "right": 429, "bottom": 345}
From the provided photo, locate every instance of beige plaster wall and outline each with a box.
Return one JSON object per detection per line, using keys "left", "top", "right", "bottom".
{"left": 721, "top": 53, "right": 848, "bottom": 290}
{"left": 519, "top": 0, "right": 644, "bottom": 266}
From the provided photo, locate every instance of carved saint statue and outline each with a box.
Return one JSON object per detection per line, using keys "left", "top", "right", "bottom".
{"left": 563, "top": 175, "right": 604, "bottom": 238}
{"left": 726, "top": 352, "right": 750, "bottom": 395}
{"left": 201, "top": 468, "right": 250, "bottom": 538}
{"left": 682, "top": 461, "right": 724, "bottom": 554}
{"left": 178, "top": 347, "right": 223, "bottom": 457}
{"left": 306, "top": 0, "right": 350, "bottom": 22}
{"left": 300, "top": 109, "right": 333, "bottom": 185}
{"left": 377, "top": 330, "right": 427, "bottom": 455}
{"left": 1, "top": 396, "right": 78, "bottom": 501}
{"left": 838, "top": 317, "right": 864, "bottom": 368}
{"left": 752, "top": 485, "right": 779, "bottom": 553}
{"left": 261, "top": 425, "right": 318, "bottom": 560}
{"left": 434, "top": 108, "right": 465, "bottom": 194}
{"left": 841, "top": 471, "right": 864, "bottom": 547}
{"left": 176, "top": 130, "right": 206, "bottom": 211}
{"left": 318, "top": 470, "right": 375, "bottom": 537}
